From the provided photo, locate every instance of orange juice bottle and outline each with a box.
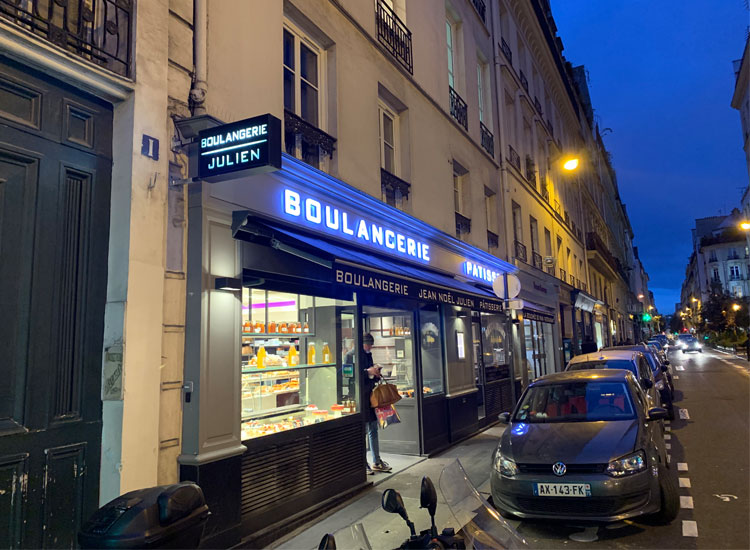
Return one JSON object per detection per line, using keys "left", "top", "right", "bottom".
{"left": 303, "top": 322, "right": 310, "bottom": 333}
{"left": 294, "top": 322, "right": 302, "bottom": 334}
{"left": 243, "top": 320, "right": 251, "bottom": 332}
{"left": 256, "top": 346, "right": 266, "bottom": 369}
{"left": 288, "top": 345, "right": 299, "bottom": 366}
{"left": 322, "top": 343, "right": 331, "bottom": 363}
{"left": 268, "top": 320, "right": 277, "bottom": 334}
{"left": 280, "top": 322, "right": 288, "bottom": 334}
{"left": 307, "top": 343, "right": 316, "bottom": 365}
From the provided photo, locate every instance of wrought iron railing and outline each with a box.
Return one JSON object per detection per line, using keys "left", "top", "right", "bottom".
{"left": 534, "top": 96, "right": 543, "bottom": 114}
{"left": 514, "top": 240, "right": 527, "bottom": 262}
{"left": 508, "top": 145, "right": 520, "bottom": 170}
{"left": 376, "top": 0, "right": 413, "bottom": 74}
{"left": 546, "top": 266, "right": 555, "bottom": 276}
{"left": 580, "top": 282, "right": 587, "bottom": 292}
{"left": 0, "top": 0, "right": 133, "bottom": 77}
{"left": 708, "top": 257, "right": 718, "bottom": 263}
{"left": 559, "top": 268, "right": 567, "bottom": 281}
{"left": 525, "top": 156, "right": 535, "bottom": 183}
{"left": 449, "top": 86, "right": 468, "bottom": 130}
{"left": 570, "top": 274, "right": 576, "bottom": 286}
{"left": 471, "top": 0, "right": 486, "bottom": 23}
{"left": 519, "top": 70, "right": 529, "bottom": 93}
{"left": 541, "top": 183, "right": 550, "bottom": 202}
{"left": 284, "top": 109, "right": 337, "bottom": 166}
{"left": 487, "top": 230, "right": 499, "bottom": 249}
{"left": 532, "top": 251, "right": 543, "bottom": 270}
{"left": 546, "top": 119, "right": 554, "bottom": 137}
{"left": 480, "top": 122, "right": 494, "bottom": 156}
{"left": 381, "top": 168, "right": 411, "bottom": 199}
{"left": 455, "top": 212, "right": 471, "bottom": 237}
{"left": 564, "top": 211, "right": 570, "bottom": 226}
{"left": 500, "top": 37, "right": 512, "bottom": 64}
{"left": 586, "top": 232, "right": 618, "bottom": 273}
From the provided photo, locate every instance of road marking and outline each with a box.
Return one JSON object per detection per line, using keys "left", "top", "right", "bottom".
{"left": 665, "top": 434, "right": 671, "bottom": 439}
{"left": 680, "top": 496, "right": 694, "bottom": 508}
{"left": 713, "top": 494, "right": 738, "bottom": 502}
{"left": 666, "top": 443, "right": 671, "bottom": 449}
{"left": 673, "top": 375, "right": 679, "bottom": 379}
{"left": 679, "top": 408, "right": 690, "bottom": 419}
{"left": 676, "top": 366, "right": 685, "bottom": 371}
{"left": 677, "top": 462, "right": 688, "bottom": 471}
{"left": 679, "top": 478, "right": 691, "bottom": 488}
{"left": 665, "top": 426, "right": 671, "bottom": 432}
{"left": 667, "top": 454, "right": 671, "bottom": 463}
{"left": 682, "top": 520, "right": 699, "bottom": 537}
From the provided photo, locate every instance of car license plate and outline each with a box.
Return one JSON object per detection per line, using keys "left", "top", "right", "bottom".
{"left": 533, "top": 483, "right": 591, "bottom": 497}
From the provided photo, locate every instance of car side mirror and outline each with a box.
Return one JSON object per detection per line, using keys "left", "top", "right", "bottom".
{"left": 647, "top": 407, "right": 668, "bottom": 421}
{"left": 498, "top": 412, "right": 511, "bottom": 424}
{"left": 641, "top": 378, "right": 654, "bottom": 389}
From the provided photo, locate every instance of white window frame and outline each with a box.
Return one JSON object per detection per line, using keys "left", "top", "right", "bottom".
{"left": 378, "top": 101, "right": 399, "bottom": 176}
{"left": 730, "top": 265, "right": 741, "bottom": 280}
{"left": 453, "top": 172, "right": 463, "bottom": 214}
{"left": 283, "top": 21, "right": 326, "bottom": 129}
{"left": 484, "top": 188, "right": 496, "bottom": 233}
{"left": 477, "top": 60, "right": 489, "bottom": 126}
{"left": 446, "top": 18, "right": 456, "bottom": 90}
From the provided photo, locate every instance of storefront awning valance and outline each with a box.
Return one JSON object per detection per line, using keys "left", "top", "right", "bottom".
{"left": 233, "top": 215, "right": 505, "bottom": 313}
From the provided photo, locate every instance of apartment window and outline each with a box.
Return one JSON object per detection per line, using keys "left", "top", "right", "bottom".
{"left": 544, "top": 228, "right": 552, "bottom": 257}
{"left": 730, "top": 265, "right": 741, "bottom": 280}
{"left": 484, "top": 188, "right": 496, "bottom": 232}
{"left": 530, "top": 216, "right": 539, "bottom": 253}
{"left": 713, "top": 267, "right": 720, "bottom": 282}
{"left": 511, "top": 203, "right": 522, "bottom": 243}
{"left": 477, "top": 60, "right": 489, "bottom": 125}
{"left": 566, "top": 247, "right": 571, "bottom": 272}
{"left": 379, "top": 102, "right": 397, "bottom": 174}
{"left": 453, "top": 172, "right": 463, "bottom": 214}
{"left": 284, "top": 26, "right": 320, "bottom": 126}
{"left": 504, "top": 90, "right": 516, "bottom": 145}
{"left": 446, "top": 19, "right": 457, "bottom": 89}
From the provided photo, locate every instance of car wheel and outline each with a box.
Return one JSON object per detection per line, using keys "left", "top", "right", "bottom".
{"left": 682, "top": 350, "right": 686, "bottom": 354}
{"left": 652, "top": 465, "right": 680, "bottom": 524}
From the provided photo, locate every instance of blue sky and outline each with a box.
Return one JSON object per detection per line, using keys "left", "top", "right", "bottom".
{"left": 552, "top": 0, "right": 749, "bottom": 313}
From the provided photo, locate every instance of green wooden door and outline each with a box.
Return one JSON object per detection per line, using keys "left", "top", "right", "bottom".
{"left": 0, "top": 57, "right": 112, "bottom": 548}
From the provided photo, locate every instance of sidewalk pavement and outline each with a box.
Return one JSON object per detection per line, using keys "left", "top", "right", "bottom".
{"left": 270, "top": 425, "right": 505, "bottom": 550}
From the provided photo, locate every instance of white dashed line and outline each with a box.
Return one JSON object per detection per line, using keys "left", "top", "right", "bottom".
{"left": 665, "top": 434, "right": 671, "bottom": 440}
{"left": 677, "top": 462, "right": 689, "bottom": 471}
{"left": 682, "top": 520, "right": 699, "bottom": 537}
{"left": 667, "top": 454, "right": 671, "bottom": 463}
{"left": 673, "top": 375, "right": 679, "bottom": 379}
{"left": 680, "top": 496, "right": 694, "bottom": 508}
{"left": 666, "top": 443, "right": 671, "bottom": 449}
{"left": 676, "top": 366, "right": 685, "bottom": 371}
{"left": 679, "top": 478, "right": 691, "bottom": 488}
{"left": 679, "top": 409, "right": 690, "bottom": 420}
{"left": 665, "top": 426, "right": 671, "bottom": 432}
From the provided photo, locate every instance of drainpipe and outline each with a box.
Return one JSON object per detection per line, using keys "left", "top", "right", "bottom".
{"left": 190, "top": 0, "right": 207, "bottom": 115}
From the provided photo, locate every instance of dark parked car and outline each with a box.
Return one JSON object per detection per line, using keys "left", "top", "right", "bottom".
{"left": 603, "top": 345, "right": 675, "bottom": 420}
{"left": 491, "top": 370, "right": 679, "bottom": 523}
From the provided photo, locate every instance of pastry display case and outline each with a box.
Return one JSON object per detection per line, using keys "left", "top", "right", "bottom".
{"left": 240, "top": 289, "right": 358, "bottom": 439}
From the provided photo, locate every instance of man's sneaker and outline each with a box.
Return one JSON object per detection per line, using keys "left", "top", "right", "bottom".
{"left": 372, "top": 460, "right": 392, "bottom": 472}
{"left": 366, "top": 464, "right": 375, "bottom": 475}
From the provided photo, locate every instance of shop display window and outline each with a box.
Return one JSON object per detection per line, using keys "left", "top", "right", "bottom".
{"left": 480, "top": 312, "right": 510, "bottom": 382}
{"left": 240, "top": 288, "right": 358, "bottom": 440}
{"left": 419, "top": 305, "right": 444, "bottom": 395}
{"left": 365, "top": 308, "right": 416, "bottom": 399}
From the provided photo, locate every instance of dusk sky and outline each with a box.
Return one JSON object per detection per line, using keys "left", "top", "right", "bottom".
{"left": 552, "top": 0, "right": 749, "bottom": 314}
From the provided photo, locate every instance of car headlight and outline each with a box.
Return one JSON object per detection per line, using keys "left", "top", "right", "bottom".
{"left": 494, "top": 451, "right": 519, "bottom": 477}
{"left": 655, "top": 380, "right": 665, "bottom": 391}
{"left": 606, "top": 451, "right": 646, "bottom": 477}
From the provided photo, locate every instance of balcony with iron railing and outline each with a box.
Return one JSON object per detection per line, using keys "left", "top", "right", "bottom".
{"left": 586, "top": 231, "right": 618, "bottom": 275}
{"left": 541, "top": 182, "right": 550, "bottom": 202}
{"left": 449, "top": 86, "right": 468, "bottom": 130}
{"left": 546, "top": 119, "right": 554, "bottom": 137}
{"left": 532, "top": 251, "right": 543, "bottom": 270}
{"left": 480, "top": 122, "right": 494, "bottom": 156}
{"left": 487, "top": 230, "right": 499, "bottom": 249}
{"left": 285, "top": 110, "right": 337, "bottom": 168}
{"left": 570, "top": 274, "right": 576, "bottom": 286}
{"left": 376, "top": 0, "right": 413, "bottom": 74}
{"left": 0, "top": 0, "right": 133, "bottom": 77}
{"left": 455, "top": 212, "right": 471, "bottom": 238}
{"left": 381, "top": 168, "right": 411, "bottom": 208}
{"left": 519, "top": 70, "right": 529, "bottom": 93}
{"left": 470, "top": 0, "right": 486, "bottom": 23}
{"left": 500, "top": 37, "right": 512, "bottom": 64}
{"left": 525, "top": 156, "right": 536, "bottom": 183}
{"left": 559, "top": 268, "right": 567, "bottom": 282}
{"left": 514, "top": 240, "right": 527, "bottom": 262}
{"left": 708, "top": 256, "right": 718, "bottom": 263}
{"left": 534, "top": 96, "right": 543, "bottom": 114}
{"left": 508, "top": 145, "right": 520, "bottom": 170}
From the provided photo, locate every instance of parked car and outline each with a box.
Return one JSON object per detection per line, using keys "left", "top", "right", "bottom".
{"left": 491, "top": 370, "right": 679, "bottom": 523}
{"left": 566, "top": 350, "right": 662, "bottom": 409}
{"left": 682, "top": 336, "right": 702, "bottom": 353}
{"left": 603, "top": 345, "right": 674, "bottom": 419}
{"left": 651, "top": 334, "right": 670, "bottom": 351}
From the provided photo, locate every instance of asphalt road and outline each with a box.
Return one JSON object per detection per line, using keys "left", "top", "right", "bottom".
{"left": 506, "top": 347, "right": 750, "bottom": 549}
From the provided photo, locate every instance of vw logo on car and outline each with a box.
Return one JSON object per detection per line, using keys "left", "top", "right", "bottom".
{"left": 552, "top": 462, "right": 567, "bottom": 476}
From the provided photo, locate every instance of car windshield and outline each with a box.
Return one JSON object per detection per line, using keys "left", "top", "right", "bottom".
{"left": 678, "top": 334, "right": 692, "bottom": 340}
{"left": 514, "top": 381, "right": 636, "bottom": 423}
{"left": 568, "top": 359, "right": 636, "bottom": 377}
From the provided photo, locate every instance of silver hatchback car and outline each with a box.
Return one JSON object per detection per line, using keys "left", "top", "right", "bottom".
{"left": 490, "top": 370, "right": 679, "bottom": 523}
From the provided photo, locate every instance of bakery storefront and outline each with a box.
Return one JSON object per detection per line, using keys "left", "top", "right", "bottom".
{"left": 178, "top": 116, "right": 516, "bottom": 546}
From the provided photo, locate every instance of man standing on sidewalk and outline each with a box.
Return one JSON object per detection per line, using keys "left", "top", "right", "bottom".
{"left": 362, "top": 333, "right": 392, "bottom": 474}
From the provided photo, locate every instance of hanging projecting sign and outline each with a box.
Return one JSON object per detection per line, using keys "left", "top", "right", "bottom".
{"left": 198, "top": 114, "right": 281, "bottom": 182}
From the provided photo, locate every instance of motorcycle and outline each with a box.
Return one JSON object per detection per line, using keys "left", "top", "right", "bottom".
{"left": 318, "top": 459, "right": 527, "bottom": 550}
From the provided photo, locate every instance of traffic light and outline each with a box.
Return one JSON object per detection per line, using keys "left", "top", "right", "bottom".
{"left": 642, "top": 313, "right": 652, "bottom": 322}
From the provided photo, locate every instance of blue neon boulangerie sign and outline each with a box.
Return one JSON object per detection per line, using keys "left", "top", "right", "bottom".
{"left": 209, "top": 157, "right": 513, "bottom": 284}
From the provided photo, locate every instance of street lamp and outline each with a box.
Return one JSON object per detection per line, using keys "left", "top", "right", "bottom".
{"left": 563, "top": 157, "right": 580, "bottom": 171}
{"left": 637, "top": 294, "right": 644, "bottom": 299}
{"left": 740, "top": 221, "right": 750, "bottom": 231}
{"left": 733, "top": 303, "right": 750, "bottom": 361}
{"left": 733, "top": 303, "right": 741, "bottom": 312}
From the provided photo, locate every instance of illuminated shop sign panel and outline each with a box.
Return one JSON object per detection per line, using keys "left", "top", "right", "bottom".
{"left": 282, "top": 188, "right": 431, "bottom": 263}
{"left": 463, "top": 260, "right": 500, "bottom": 284}
{"left": 199, "top": 114, "right": 281, "bottom": 182}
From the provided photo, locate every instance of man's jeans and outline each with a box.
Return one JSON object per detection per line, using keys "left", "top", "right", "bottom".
{"left": 366, "top": 419, "right": 380, "bottom": 465}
